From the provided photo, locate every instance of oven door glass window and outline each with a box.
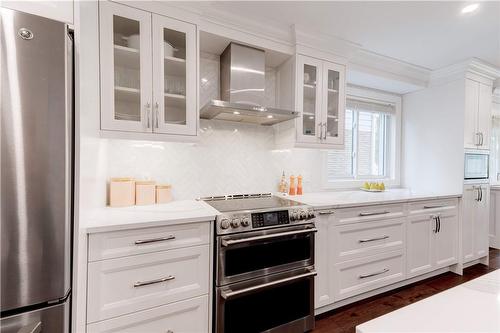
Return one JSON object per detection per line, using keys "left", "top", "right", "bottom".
{"left": 219, "top": 226, "right": 314, "bottom": 283}
{"left": 220, "top": 272, "right": 314, "bottom": 333}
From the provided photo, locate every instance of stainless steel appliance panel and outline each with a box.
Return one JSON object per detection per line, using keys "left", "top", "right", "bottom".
{"left": 1, "top": 8, "right": 72, "bottom": 311}
{"left": 464, "top": 150, "right": 489, "bottom": 181}
{"left": 216, "top": 267, "right": 316, "bottom": 333}
{"left": 0, "top": 299, "right": 70, "bottom": 333}
{"left": 217, "top": 223, "right": 316, "bottom": 285}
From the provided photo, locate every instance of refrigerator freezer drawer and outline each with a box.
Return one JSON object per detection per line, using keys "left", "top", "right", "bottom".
{"left": 0, "top": 299, "right": 70, "bottom": 333}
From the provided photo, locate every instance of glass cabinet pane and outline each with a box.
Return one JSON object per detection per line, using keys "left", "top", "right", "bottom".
{"left": 112, "top": 15, "right": 141, "bottom": 122}
{"left": 325, "top": 69, "right": 340, "bottom": 138}
{"left": 302, "top": 64, "right": 317, "bottom": 136}
{"left": 163, "top": 28, "right": 187, "bottom": 125}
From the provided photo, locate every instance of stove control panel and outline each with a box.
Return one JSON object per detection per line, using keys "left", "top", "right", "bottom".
{"left": 216, "top": 207, "right": 316, "bottom": 234}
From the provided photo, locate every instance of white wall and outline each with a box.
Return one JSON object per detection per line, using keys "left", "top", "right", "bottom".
{"left": 101, "top": 120, "right": 324, "bottom": 203}
{"left": 402, "top": 79, "right": 465, "bottom": 194}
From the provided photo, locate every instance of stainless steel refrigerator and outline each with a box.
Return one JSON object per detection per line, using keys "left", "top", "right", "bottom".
{"left": 1, "top": 8, "right": 73, "bottom": 333}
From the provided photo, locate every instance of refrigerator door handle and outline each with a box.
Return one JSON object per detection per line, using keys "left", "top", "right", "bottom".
{"left": 17, "top": 322, "right": 42, "bottom": 333}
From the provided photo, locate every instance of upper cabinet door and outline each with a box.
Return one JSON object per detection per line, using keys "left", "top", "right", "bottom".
{"left": 464, "top": 79, "right": 479, "bottom": 149}
{"left": 152, "top": 15, "right": 197, "bottom": 136}
{"left": 322, "top": 62, "right": 345, "bottom": 146}
{"left": 477, "top": 83, "right": 492, "bottom": 150}
{"left": 296, "top": 55, "right": 323, "bottom": 144}
{"left": 100, "top": 1, "right": 153, "bottom": 132}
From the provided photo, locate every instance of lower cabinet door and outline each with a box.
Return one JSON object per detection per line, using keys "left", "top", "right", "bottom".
{"left": 462, "top": 185, "right": 476, "bottom": 262}
{"left": 86, "top": 295, "right": 208, "bottom": 333}
{"left": 474, "top": 186, "right": 490, "bottom": 259}
{"left": 314, "top": 212, "right": 334, "bottom": 308}
{"left": 87, "top": 245, "right": 209, "bottom": 323}
{"left": 332, "top": 250, "right": 404, "bottom": 301}
{"left": 406, "top": 214, "right": 433, "bottom": 278}
{"left": 433, "top": 212, "right": 458, "bottom": 268}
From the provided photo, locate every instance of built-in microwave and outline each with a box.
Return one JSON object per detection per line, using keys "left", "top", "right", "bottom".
{"left": 464, "top": 150, "right": 489, "bottom": 182}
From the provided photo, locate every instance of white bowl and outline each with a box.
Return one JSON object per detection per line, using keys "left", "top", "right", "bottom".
{"left": 127, "top": 34, "right": 140, "bottom": 49}
{"left": 164, "top": 41, "right": 178, "bottom": 57}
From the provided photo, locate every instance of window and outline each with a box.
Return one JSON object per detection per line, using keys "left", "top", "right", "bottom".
{"left": 325, "top": 93, "right": 399, "bottom": 187}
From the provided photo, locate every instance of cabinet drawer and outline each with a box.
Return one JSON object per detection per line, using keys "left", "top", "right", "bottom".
{"left": 333, "top": 218, "right": 405, "bottom": 262}
{"left": 333, "top": 250, "right": 405, "bottom": 301}
{"left": 87, "top": 245, "right": 209, "bottom": 323}
{"left": 87, "top": 295, "right": 208, "bottom": 333}
{"left": 88, "top": 222, "right": 210, "bottom": 262}
{"left": 409, "top": 198, "right": 458, "bottom": 215}
{"left": 334, "top": 204, "right": 405, "bottom": 225}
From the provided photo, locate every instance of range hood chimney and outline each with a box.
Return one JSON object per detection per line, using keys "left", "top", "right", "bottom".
{"left": 200, "top": 43, "right": 298, "bottom": 125}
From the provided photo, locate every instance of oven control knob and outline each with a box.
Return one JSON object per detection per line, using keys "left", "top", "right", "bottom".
{"left": 291, "top": 211, "right": 299, "bottom": 221}
{"left": 300, "top": 210, "right": 307, "bottom": 219}
{"left": 231, "top": 218, "right": 241, "bottom": 228}
{"left": 241, "top": 217, "right": 250, "bottom": 227}
{"left": 308, "top": 211, "right": 316, "bottom": 219}
{"left": 220, "top": 219, "right": 230, "bottom": 229}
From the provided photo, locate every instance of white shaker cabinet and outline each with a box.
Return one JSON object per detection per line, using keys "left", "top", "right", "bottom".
{"left": 464, "top": 79, "right": 492, "bottom": 150}
{"left": 314, "top": 211, "right": 335, "bottom": 308}
{"left": 99, "top": 1, "right": 197, "bottom": 138}
{"left": 406, "top": 200, "right": 458, "bottom": 278}
{"left": 276, "top": 54, "right": 346, "bottom": 149}
{"left": 490, "top": 187, "right": 500, "bottom": 249}
{"left": 462, "top": 184, "right": 490, "bottom": 263}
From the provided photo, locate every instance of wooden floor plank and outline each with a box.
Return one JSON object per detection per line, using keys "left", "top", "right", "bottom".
{"left": 313, "top": 248, "right": 499, "bottom": 333}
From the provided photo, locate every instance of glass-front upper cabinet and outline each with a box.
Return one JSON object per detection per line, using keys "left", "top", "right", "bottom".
{"left": 322, "top": 62, "right": 345, "bottom": 145}
{"left": 100, "top": 1, "right": 152, "bottom": 132}
{"left": 152, "top": 15, "right": 196, "bottom": 136}
{"left": 99, "top": 1, "right": 197, "bottom": 137}
{"left": 297, "top": 56, "right": 323, "bottom": 144}
{"left": 295, "top": 54, "right": 346, "bottom": 147}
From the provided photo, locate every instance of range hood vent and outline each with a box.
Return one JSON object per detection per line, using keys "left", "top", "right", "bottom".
{"left": 200, "top": 43, "right": 298, "bottom": 126}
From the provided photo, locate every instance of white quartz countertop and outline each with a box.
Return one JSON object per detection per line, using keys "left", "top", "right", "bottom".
{"left": 83, "top": 200, "right": 219, "bottom": 233}
{"left": 356, "top": 269, "right": 500, "bottom": 333}
{"left": 291, "top": 189, "right": 462, "bottom": 209}
{"left": 82, "top": 189, "right": 461, "bottom": 233}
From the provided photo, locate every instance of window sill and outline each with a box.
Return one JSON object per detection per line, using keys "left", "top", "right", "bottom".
{"left": 322, "top": 178, "right": 400, "bottom": 190}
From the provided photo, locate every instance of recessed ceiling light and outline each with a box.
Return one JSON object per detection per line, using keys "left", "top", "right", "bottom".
{"left": 461, "top": 3, "right": 479, "bottom": 14}
{"left": 267, "top": 115, "right": 274, "bottom": 119}
{"left": 233, "top": 111, "right": 240, "bottom": 115}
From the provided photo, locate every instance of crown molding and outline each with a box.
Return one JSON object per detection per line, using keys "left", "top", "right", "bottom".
{"left": 430, "top": 58, "right": 500, "bottom": 86}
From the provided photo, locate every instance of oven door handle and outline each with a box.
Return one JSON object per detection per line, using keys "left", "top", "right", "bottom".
{"left": 220, "top": 270, "right": 317, "bottom": 300}
{"left": 221, "top": 228, "right": 318, "bottom": 247}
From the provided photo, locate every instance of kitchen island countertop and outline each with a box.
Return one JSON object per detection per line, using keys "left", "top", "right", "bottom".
{"left": 356, "top": 269, "right": 500, "bottom": 333}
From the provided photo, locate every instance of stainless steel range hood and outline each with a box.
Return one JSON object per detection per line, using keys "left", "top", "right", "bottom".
{"left": 200, "top": 43, "right": 298, "bottom": 126}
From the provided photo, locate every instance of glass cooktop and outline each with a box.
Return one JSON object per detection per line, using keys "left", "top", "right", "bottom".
{"left": 201, "top": 193, "right": 303, "bottom": 212}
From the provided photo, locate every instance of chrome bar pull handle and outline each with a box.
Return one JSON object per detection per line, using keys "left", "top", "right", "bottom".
{"left": 358, "top": 235, "right": 389, "bottom": 243}
{"left": 318, "top": 210, "right": 335, "bottom": 215}
{"left": 359, "top": 268, "right": 389, "bottom": 279}
{"left": 154, "top": 102, "right": 159, "bottom": 128}
{"left": 135, "top": 235, "right": 175, "bottom": 245}
{"left": 221, "top": 228, "right": 317, "bottom": 247}
{"left": 318, "top": 122, "right": 323, "bottom": 140}
{"left": 423, "top": 205, "right": 444, "bottom": 209}
{"left": 323, "top": 122, "right": 327, "bottom": 140}
{"left": 134, "top": 275, "right": 175, "bottom": 288}
{"left": 145, "top": 102, "right": 151, "bottom": 128}
{"left": 359, "top": 211, "right": 390, "bottom": 217}
{"left": 221, "top": 270, "right": 317, "bottom": 299}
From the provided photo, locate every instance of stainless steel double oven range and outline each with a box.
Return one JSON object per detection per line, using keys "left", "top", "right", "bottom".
{"left": 202, "top": 194, "right": 317, "bottom": 333}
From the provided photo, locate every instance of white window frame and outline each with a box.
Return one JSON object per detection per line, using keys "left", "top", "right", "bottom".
{"left": 322, "top": 85, "right": 402, "bottom": 189}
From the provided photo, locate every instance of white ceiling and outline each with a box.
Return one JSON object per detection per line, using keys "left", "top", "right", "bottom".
{"left": 186, "top": 1, "right": 500, "bottom": 71}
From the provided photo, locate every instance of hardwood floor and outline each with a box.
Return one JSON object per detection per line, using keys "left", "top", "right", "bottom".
{"left": 313, "top": 248, "right": 500, "bottom": 333}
